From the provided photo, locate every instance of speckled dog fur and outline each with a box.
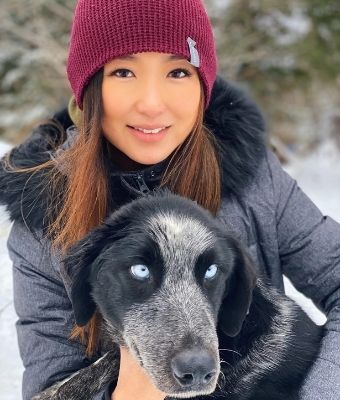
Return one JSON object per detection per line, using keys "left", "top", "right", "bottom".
{"left": 33, "top": 190, "right": 321, "bottom": 400}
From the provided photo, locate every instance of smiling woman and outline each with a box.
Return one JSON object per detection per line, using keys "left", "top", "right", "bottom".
{"left": 101, "top": 52, "right": 201, "bottom": 167}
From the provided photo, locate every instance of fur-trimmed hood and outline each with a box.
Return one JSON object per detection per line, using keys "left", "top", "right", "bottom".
{"left": 0, "top": 75, "right": 266, "bottom": 231}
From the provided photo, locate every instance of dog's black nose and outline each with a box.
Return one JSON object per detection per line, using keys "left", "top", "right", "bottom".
{"left": 171, "top": 347, "right": 217, "bottom": 387}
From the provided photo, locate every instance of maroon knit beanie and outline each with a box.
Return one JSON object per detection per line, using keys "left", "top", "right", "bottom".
{"left": 67, "top": 0, "right": 217, "bottom": 110}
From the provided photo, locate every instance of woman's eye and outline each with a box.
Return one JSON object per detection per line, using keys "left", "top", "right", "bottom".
{"left": 169, "top": 69, "right": 192, "bottom": 79}
{"left": 130, "top": 264, "right": 150, "bottom": 280}
{"left": 204, "top": 264, "right": 218, "bottom": 280}
{"left": 110, "top": 69, "right": 134, "bottom": 78}
{"left": 109, "top": 68, "right": 192, "bottom": 79}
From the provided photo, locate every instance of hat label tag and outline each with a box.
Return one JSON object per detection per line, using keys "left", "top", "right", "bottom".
{"left": 187, "top": 37, "right": 200, "bottom": 68}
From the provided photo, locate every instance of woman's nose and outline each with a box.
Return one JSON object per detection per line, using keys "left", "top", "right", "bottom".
{"left": 134, "top": 80, "right": 167, "bottom": 117}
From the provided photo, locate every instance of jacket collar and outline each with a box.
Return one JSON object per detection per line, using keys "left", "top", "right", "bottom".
{"left": 0, "top": 75, "right": 266, "bottom": 229}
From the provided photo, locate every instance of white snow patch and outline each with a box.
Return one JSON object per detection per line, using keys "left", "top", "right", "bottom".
{"left": 0, "top": 141, "right": 23, "bottom": 400}
{"left": 257, "top": 7, "right": 311, "bottom": 46}
{"left": 285, "top": 138, "right": 340, "bottom": 221}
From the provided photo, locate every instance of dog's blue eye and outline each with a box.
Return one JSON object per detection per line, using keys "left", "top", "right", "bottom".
{"left": 130, "top": 264, "right": 150, "bottom": 280}
{"left": 204, "top": 264, "right": 218, "bottom": 280}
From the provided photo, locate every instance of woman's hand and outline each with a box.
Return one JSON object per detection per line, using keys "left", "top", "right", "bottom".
{"left": 111, "top": 346, "right": 167, "bottom": 400}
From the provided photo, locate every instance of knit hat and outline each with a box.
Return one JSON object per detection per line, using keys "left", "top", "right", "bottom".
{"left": 67, "top": 0, "right": 217, "bottom": 110}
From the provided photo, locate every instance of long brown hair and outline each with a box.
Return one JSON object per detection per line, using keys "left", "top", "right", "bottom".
{"left": 6, "top": 68, "right": 222, "bottom": 356}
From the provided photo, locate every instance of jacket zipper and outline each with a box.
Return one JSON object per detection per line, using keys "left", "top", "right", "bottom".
{"left": 135, "top": 173, "right": 151, "bottom": 195}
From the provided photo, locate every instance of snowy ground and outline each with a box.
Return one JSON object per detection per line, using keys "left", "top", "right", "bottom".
{"left": 0, "top": 139, "right": 339, "bottom": 399}
{"left": 0, "top": 142, "right": 24, "bottom": 400}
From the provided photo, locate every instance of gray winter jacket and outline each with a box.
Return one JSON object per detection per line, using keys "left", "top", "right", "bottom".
{"left": 1, "top": 76, "right": 339, "bottom": 399}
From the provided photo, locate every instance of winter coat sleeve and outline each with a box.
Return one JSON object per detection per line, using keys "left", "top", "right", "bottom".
{"left": 8, "top": 220, "right": 111, "bottom": 400}
{"left": 267, "top": 150, "right": 340, "bottom": 399}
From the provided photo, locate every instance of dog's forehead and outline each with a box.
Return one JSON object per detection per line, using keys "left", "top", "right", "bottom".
{"left": 146, "top": 211, "right": 216, "bottom": 259}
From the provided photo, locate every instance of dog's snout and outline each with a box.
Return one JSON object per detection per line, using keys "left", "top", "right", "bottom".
{"left": 171, "top": 347, "right": 217, "bottom": 388}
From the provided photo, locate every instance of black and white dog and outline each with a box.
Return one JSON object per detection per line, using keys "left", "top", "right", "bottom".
{"left": 34, "top": 190, "right": 322, "bottom": 400}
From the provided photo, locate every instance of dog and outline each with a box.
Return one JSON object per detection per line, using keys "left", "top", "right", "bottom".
{"left": 33, "top": 189, "right": 322, "bottom": 400}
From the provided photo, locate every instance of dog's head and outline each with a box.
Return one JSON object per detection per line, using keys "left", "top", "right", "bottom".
{"left": 64, "top": 189, "right": 257, "bottom": 397}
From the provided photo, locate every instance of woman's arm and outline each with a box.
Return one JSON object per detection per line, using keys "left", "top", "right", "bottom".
{"left": 267, "top": 150, "right": 340, "bottom": 399}
{"left": 8, "top": 221, "right": 110, "bottom": 400}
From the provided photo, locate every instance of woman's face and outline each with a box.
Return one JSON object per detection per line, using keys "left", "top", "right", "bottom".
{"left": 101, "top": 52, "right": 201, "bottom": 169}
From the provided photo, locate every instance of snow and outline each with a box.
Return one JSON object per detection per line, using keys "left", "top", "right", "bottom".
{"left": 0, "top": 142, "right": 23, "bottom": 400}
{"left": 256, "top": 7, "right": 311, "bottom": 46}
{"left": 0, "top": 139, "right": 338, "bottom": 399}
{"left": 285, "top": 139, "right": 340, "bottom": 221}
{"left": 0, "top": 105, "right": 47, "bottom": 129}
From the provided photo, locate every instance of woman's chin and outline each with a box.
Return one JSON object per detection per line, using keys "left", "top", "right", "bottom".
{"left": 128, "top": 152, "right": 172, "bottom": 167}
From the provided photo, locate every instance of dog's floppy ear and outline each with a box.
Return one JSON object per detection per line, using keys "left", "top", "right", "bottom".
{"left": 63, "top": 199, "right": 139, "bottom": 327}
{"left": 63, "top": 215, "right": 130, "bottom": 327}
{"left": 218, "top": 238, "right": 257, "bottom": 337}
{"left": 62, "top": 227, "right": 110, "bottom": 327}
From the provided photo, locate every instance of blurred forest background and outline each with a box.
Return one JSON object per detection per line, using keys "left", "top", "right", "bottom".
{"left": 1, "top": 0, "right": 340, "bottom": 161}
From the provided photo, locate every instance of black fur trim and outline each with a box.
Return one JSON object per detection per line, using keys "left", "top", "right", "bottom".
{"left": 0, "top": 122, "right": 65, "bottom": 231}
{"left": 204, "top": 76, "right": 266, "bottom": 196}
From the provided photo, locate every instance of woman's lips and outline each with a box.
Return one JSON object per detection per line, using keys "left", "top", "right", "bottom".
{"left": 127, "top": 126, "right": 169, "bottom": 143}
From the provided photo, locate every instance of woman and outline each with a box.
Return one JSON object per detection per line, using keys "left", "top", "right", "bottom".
{"left": 0, "top": 0, "right": 339, "bottom": 399}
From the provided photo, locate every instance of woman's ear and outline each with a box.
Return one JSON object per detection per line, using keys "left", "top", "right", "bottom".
{"left": 218, "top": 238, "right": 257, "bottom": 337}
